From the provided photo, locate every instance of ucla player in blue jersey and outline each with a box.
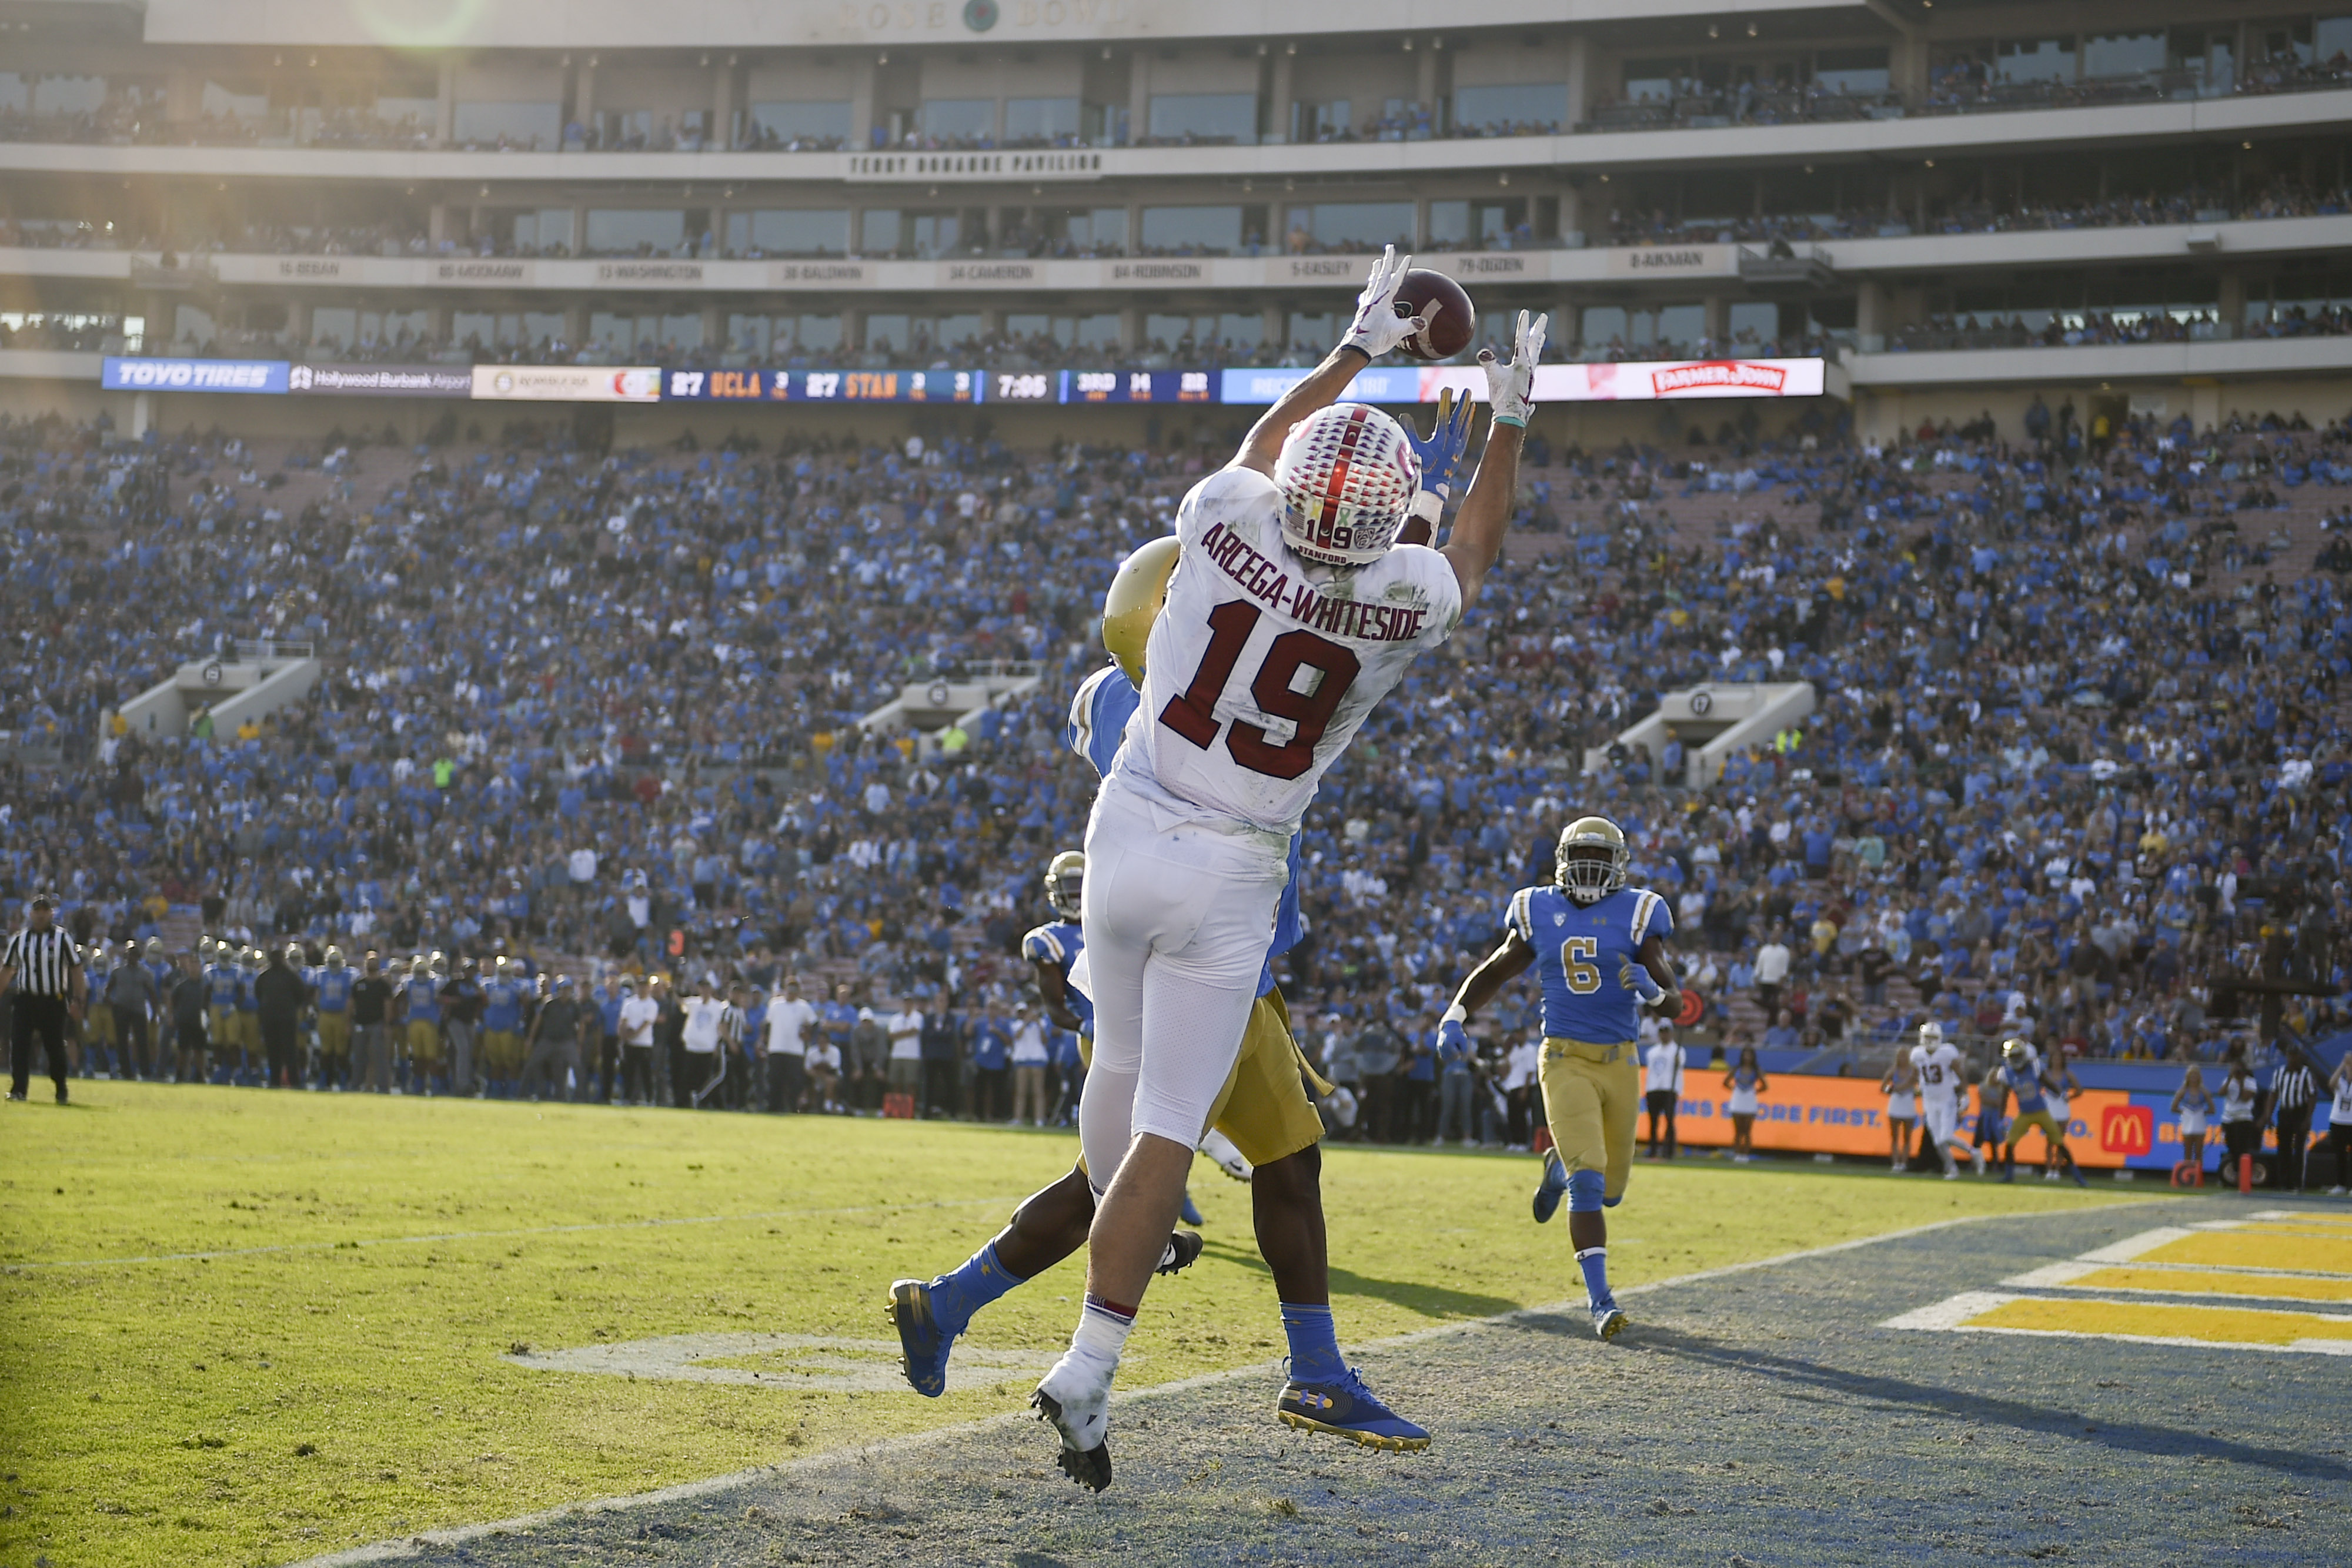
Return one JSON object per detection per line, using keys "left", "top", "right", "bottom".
{"left": 313, "top": 945, "right": 355, "bottom": 1091}
{"left": 1445, "top": 816, "right": 1679, "bottom": 1340}
{"left": 888, "top": 536, "right": 1429, "bottom": 1452}
{"left": 203, "top": 941, "right": 243, "bottom": 1083}
{"left": 1993, "top": 1038, "right": 2086, "bottom": 1186}
{"left": 479, "top": 957, "right": 528, "bottom": 1099}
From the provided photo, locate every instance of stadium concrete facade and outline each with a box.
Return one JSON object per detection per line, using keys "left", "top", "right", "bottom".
{"left": 6, "top": 0, "right": 2352, "bottom": 440}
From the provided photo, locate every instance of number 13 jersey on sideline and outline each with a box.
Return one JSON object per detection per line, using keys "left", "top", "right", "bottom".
{"left": 1507, "top": 884, "right": 1675, "bottom": 1045}
{"left": 1110, "top": 464, "right": 1462, "bottom": 837}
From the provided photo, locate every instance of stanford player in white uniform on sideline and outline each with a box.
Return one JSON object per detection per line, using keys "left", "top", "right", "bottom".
{"left": 1030, "top": 245, "right": 1548, "bottom": 1489}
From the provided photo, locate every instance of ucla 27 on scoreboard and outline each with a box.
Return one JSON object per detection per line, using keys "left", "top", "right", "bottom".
{"left": 662, "top": 368, "right": 983, "bottom": 402}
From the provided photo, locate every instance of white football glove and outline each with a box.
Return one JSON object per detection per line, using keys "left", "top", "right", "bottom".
{"left": 1341, "top": 244, "right": 1427, "bottom": 361}
{"left": 1479, "top": 309, "right": 1548, "bottom": 429}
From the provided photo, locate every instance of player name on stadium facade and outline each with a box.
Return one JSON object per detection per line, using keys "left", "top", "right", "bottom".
{"left": 153, "top": 247, "right": 1728, "bottom": 297}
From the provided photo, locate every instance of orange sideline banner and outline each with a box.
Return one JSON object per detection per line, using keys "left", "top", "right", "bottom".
{"left": 1667, "top": 1078, "right": 2160, "bottom": 1169}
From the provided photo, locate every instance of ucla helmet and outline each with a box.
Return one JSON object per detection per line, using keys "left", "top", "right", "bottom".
{"left": 1555, "top": 815, "right": 1630, "bottom": 905}
{"left": 1101, "top": 534, "right": 1181, "bottom": 684}
{"left": 1043, "top": 850, "right": 1085, "bottom": 920}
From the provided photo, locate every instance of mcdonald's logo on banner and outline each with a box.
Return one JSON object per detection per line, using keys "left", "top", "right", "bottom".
{"left": 2099, "top": 1104, "right": 2154, "bottom": 1156}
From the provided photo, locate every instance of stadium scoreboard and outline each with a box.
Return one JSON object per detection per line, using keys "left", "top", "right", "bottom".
{"left": 103, "top": 356, "right": 1831, "bottom": 407}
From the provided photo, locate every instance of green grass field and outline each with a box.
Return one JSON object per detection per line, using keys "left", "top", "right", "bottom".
{"left": 2, "top": 1085, "right": 2129, "bottom": 1568}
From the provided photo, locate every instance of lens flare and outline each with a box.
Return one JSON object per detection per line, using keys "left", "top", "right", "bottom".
{"left": 350, "top": 0, "right": 495, "bottom": 52}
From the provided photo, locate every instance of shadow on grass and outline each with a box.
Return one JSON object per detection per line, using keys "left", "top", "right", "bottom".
{"left": 1197, "top": 1238, "right": 1518, "bottom": 1319}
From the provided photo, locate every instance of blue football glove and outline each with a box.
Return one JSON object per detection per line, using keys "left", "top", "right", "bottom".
{"left": 1621, "top": 961, "right": 1666, "bottom": 1004}
{"left": 1436, "top": 1017, "right": 1472, "bottom": 1066}
{"left": 1404, "top": 388, "right": 1474, "bottom": 527}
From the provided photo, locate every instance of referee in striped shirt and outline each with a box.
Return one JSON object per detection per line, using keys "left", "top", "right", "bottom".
{"left": 5, "top": 892, "right": 86, "bottom": 1105}
{"left": 2271, "top": 1045, "right": 2323, "bottom": 1195}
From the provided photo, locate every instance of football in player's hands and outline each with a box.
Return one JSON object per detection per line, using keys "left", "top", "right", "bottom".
{"left": 1391, "top": 270, "right": 1475, "bottom": 361}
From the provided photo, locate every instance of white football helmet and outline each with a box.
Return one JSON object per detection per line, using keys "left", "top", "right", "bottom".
{"left": 1274, "top": 403, "right": 1419, "bottom": 567}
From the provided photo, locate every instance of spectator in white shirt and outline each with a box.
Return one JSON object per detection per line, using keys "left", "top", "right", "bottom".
{"left": 762, "top": 976, "right": 818, "bottom": 1114}
{"left": 1504, "top": 1037, "right": 1544, "bottom": 1148}
{"left": 567, "top": 846, "right": 598, "bottom": 885}
{"left": 885, "top": 1005, "right": 924, "bottom": 1105}
{"left": 678, "top": 977, "right": 726, "bottom": 1107}
{"left": 1754, "top": 930, "right": 1793, "bottom": 1018}
{"left": 1643, "top": 1027, "right": 1688, "bottom": 1159}
{"left": 1009, "top": 1003, "right": 1049, "bottom": 1125}
{"left": 617, "top": 984, "right": 660, "bottom": 1106}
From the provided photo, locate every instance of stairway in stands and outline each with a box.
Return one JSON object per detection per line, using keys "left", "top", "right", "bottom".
{"left": 155, "top": 905, "right": 205, "bottom": 956}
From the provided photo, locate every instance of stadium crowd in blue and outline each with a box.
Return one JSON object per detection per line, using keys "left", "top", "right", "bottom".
{"left": 1, "top": 394, "right": 2347, "bottom": 1120}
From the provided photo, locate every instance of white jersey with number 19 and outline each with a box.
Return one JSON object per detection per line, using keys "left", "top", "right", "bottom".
{"left": 1110, "top": 464, "right": 1462, "bottom": 836}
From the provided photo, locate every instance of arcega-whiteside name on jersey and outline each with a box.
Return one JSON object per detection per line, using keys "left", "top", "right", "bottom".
{"left": 1110, "top": 466, "right": 1461, "bottom": 836}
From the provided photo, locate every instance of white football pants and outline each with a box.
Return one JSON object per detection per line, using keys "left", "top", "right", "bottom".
{"left": 1077, "top": 779, "right": 1288, "bottom": 1193}
{"left": 1922, "top": 1096, "right": 1960, "bottom": 1153}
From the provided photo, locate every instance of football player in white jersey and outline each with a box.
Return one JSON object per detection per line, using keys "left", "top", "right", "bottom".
{"left": 1028, "top": 245, "right": 1547, "bottom": 1490}
{"left": 1910, "top": 1022, "right": 1967, "bottom": 1180}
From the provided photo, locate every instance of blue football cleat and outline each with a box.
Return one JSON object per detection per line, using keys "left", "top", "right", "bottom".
{"left": 887, "top": 1277, "right": 954, "bottom": 1398}
{"left": 1593, "top": 1302, "right": 1628, "bottom": 1341}
{"left": 1277, "top": 1366, "right": 1431, "bottom": 1452}
{"left": 1531, "top": 1152, "right": 1569, "bottom": 1224}
{"left": 1180, "top": 1190, "right": 1205, "bottom": 1226}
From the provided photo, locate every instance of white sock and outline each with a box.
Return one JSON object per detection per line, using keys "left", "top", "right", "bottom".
{"left": 1065, "top": 1298, "right": 1134, "bottom": 1384}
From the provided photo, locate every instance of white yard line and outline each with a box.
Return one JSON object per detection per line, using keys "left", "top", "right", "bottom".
{"left": 2, "top": 1196, "right": 1026, "bottom": 1271}
{"left": 1880, "top": 1290, "right": 2019, "bottom": 1330}
{"left": 2076, "top": 1226, "right": 2197, "bottom": 1263}
{"left": 280, "top": 1202, "right": 2146, "bottom": 1568}
{"left": 2004, "top": 1262, "right": 2102, "bottom": 1288}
